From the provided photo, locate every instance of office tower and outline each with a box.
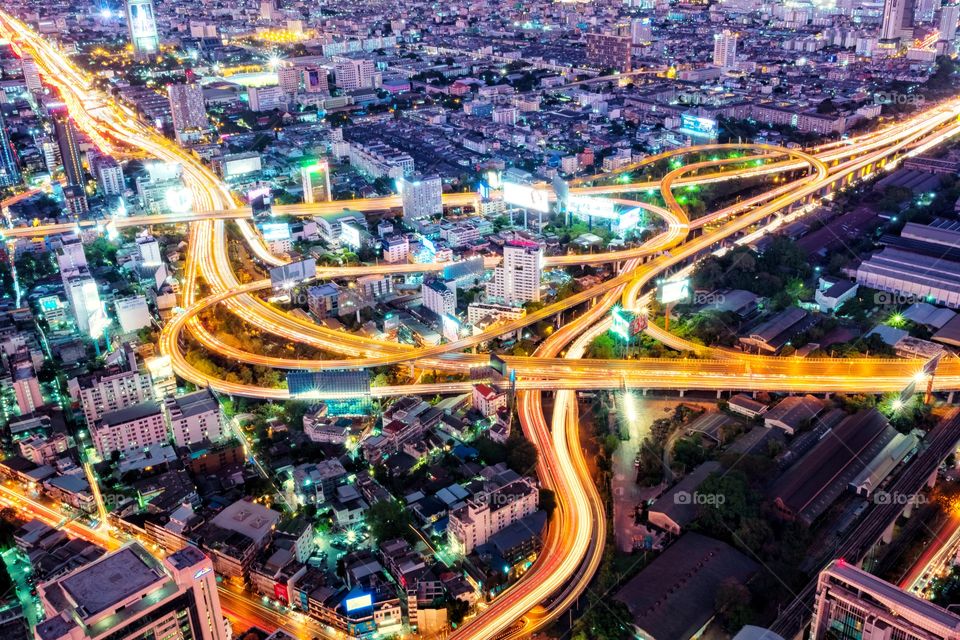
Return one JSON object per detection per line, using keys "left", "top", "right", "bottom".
{"left": 302, "top": 66, "right": 329, "bottom": 94}
{"left": 91, "top": 400, "right": 167, "bottom": 456}
{"left": 301, "top": 160, "right": 332, "bottom": 203}
{"left": 54, "top": 115, "right": 84, "bottom": 188}
{"left": 35, "top": 544, "right": 229, "bottom": 640}
{"left": 811, "top": 559, "right": 960, "bottom": 639}
{"left": 585, "top": 32, "right": 632, "bottom": 72}
{"left": 486, "top": 241, "right": 544, "bottom": 305}
{"left": 65, "top": 273, "right": 107, "bottom": 338}
{"left": 399, "top": 174, "right": 442, "bottom": 220}
{"left": 631, "top": 18, "right": 653, "bottom": 44}
{"left": 167, "top": 83, "right": 208, "bottom": 143}
{"left": 260, "top": 0, "right": 277, "bottom": 20}
{"left": 248, "top": 85, "right": 286, "bottom": 111}
{"left": 91, "top": 155, "right": 124, "bottom": 196}
{"left": 333, "top": 58, "right": 377, "bottom": 90}
{"left": 880, "top": 0, "right": 916, "bottom": 41}
{"left": 125, "top": 0, "right": 160, "bottom": 57}
{"left": 71, "top": 348, "right": 154, "bottom": 428}
{"left": 21, "top": 54, "right": 42, "bottom": 92}
{"left": 0, "top": 110, "right": 20, "bottom": 187}
{"left": 713, "top": 30, "right": 739, "bottom": 70}
{"left": 278, "top": 64, "right": 302, "bottom": 94}
{"left": 941, "top": 4, "right": 960, "bottom": 42}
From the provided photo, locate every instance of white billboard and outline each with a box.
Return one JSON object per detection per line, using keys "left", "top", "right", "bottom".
{"left": 503, "top": 181, "right": 550, "bottom": 213}
{"left": 126, "top": 0, "right": 160, "bottom": 53}
{"left": 269, "top": 258, "right": 317, "bottom": 289}
{"left": 569, "top": 195, "right": 617, "bottom": 220}
{"left": 658, "top": 279, "right": 692, "bottom": 304}
{"left": 261, "top": 223, "right": 291, "bottom": 242}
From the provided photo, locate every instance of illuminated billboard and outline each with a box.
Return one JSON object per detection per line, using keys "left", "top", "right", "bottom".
{"left": 502, "top": 181, "right": 550, "bottom": 213}
{"left": 269, "top": 258, "right": 316, "bottom": 289}
{"left": 126, "top": 0, "right": 160, "bottom": 55}
{"left": 344, "top": 593, "right": 373, "bottom": 612}
{"left": 224, "top": 154, "right": 262, "bottom": 177}
{"left": 658, "top": 279, "right": 691, "bottom": 304}
{"left": 680, "top": 113, "right": 718, "bottom": 137}
{"left": 569, "top": 195, "right": 617, "bottom": 220}
{"left": 261, "top": 223, "right": 291, "bottom": 242}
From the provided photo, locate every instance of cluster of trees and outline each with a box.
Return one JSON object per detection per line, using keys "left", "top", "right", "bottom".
{"left": 692, "top": 237, "right": 812, "bottom": 309}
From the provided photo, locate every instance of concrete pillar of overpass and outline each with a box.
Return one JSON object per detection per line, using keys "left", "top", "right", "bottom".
{"left": 716, "top": 389, "right": 722, "bottom": 399}
{"left": 679, "top": 389, "right": 685, "bottom": 397}
{"left": 929, "top": 469, "right": 939, "bottom": 489}
{"left": 882, "top": 519, "right": 896, "bottom": 545}
{"left": 903, "top": 499, "right": 914, "bottom": 519}
{"left": 825, "top": 393, "right": 832, "bottom": 399}
{"left": 949, "top": 391, "right": 955, "bottom": 404}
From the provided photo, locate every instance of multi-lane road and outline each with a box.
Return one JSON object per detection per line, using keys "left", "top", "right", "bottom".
{"left": 8, "top": 8, "right": 960, "bottom": 640}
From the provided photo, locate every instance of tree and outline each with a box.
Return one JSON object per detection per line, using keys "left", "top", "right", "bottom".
{"left": 365, "top": 499, "right": 414, "bottom": 544}
{"left": 589, "top": 333, "right": 618, "bottom": 359}
{"left": 506, "top": 431, "right": 538, "bottom": 474}
{"left": 715, "top": 578, "right": 753, "bottom": 632}
{"left": 538, "top": 488, "right": 556, "bottom": 516}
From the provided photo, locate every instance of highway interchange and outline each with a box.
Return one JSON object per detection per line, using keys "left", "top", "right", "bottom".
{"left": 7, "top": 8, "right": 960, "bottom": 639}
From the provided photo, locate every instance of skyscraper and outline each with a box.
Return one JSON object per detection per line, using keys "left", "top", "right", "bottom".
{"left": 332, "top": 58, "right": 377, "bottom": 90}
{"left": 486, "top": 241, "right": 543, "bottom": 305}
{"left": 713, "top": 30, "right": 739, "bottom": 70}
{"left": 125, "top": 0, "right": 160, "bottom": 57}
{"left": 941, "top": 4, "right": 960, "bottom": 43}
{"left": 53, "top": 115, "right": 83, "bottom": 188}
{"left": 0, "top": 110, "right": 20, "bottom": 187}
{"left": 35, "top": 544, "right": 229, "bottom": 640}
{"left": 880, "top": 0, "right": 916, "bottom": 41}
{"left": 167, "top": 83, "right": 209, "bottom": 144}
{"left": 399, "top": 174, "right": 442, "bottom": 220}
{"left": 301, "top": 160, "right": 332, "bottom": 203}
{"left": 20, "top": 54, "right": 42, "bottom": 92}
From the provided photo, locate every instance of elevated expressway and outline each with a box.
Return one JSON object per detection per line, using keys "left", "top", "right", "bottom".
{"left": 7, "top": 9, "right": 960, "bottom": 640}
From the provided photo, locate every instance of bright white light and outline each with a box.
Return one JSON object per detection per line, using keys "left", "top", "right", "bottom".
{"left": 165, "top": 187, "right": 193, "bottom": 213}
{"left": 892, "top": 399, "right": 905, "bottom": 411}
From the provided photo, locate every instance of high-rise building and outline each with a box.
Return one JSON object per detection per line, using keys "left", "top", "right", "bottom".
{"left": 70, "top": 349, "right": 155, "bottom": 428}
{"left": 53, "top": 115, "right": 84, "bottom": 188}
{"left": 0, "top": 110, "right": 20, "bottom": 187}
{"left": 20, "top": 55, "right": 42, "bottom": 92}
{"left": 163, "top": 389, "right": 226, "bottom": 447}
{"left": 301, "top": 160, "right": 332, "bottom": 203}
{"left": 333, "top": 57, "right": 377, "bottom": 90}
{"left": 35, "top": 544, "right": 229, "bottom": 640}
{"left": 811, "top": 559, "right": 960, "bottom": 640}
{"left": 422, "top": 278, "right": 457, "bottom": 318}
{"left": 11, "top": 359, "right": 42, "bottom": 415}
{"left": 125, "top": 0, "right": 160, "bottom": 57}
{"left": 277, "top": 64, "right": 302, "bottom": 94}
{"left": 585, "top": 32, "right": 632, "bottom": 72}
{"left": 247, "top": 85, "right": 286, "bottom": 112}
{"left": 941, "top": 4, "right": 960, "bottom": 42}
{"left": 65, "top": 273, "right": 107, "bottom": 338}
{"left": 91, "top": 155, "right": 124, "bottom": 196}
{"left": 302, "top": 66, "right": 330, "bottom": 94}
{"left": 631, "top": 18, "right": 653, "bottom": 45}
{"left": 448, "top": 477, "right": 539, "bottom": 554}
{"left": 399, "top": 174, "right": 442, "bottom": 220}
{"left": 713, "top": 30, "right": 739, "bottom": 70}
{"left": 91, "top": 400, "right": 167, "bottom": 457}
{"left": 880, "top": 0, "right": 916, "bottom": 41}
{"left": 167, "top": 83, "right": 209, "bottom": 144}
{"left": 486, "top": 241, "right": 543, "bottom": 306}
